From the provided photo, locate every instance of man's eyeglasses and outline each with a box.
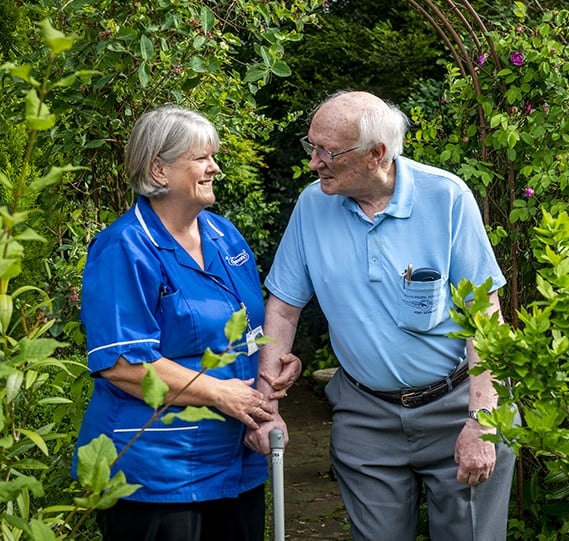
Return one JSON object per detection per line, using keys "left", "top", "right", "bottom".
{"left": 300, "top": 136, "right": 360, "bottom": 166}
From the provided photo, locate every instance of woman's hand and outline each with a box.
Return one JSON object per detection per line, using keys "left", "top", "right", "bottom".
{"left": 213, "top": 378, "right": 274, "bottom": 428}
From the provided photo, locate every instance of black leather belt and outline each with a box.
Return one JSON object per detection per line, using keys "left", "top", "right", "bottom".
{"left": 343, "top": 362, "right": 469, "bottom": 408}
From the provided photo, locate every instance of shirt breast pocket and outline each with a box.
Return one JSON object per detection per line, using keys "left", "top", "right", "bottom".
{"left": 157, "top": 288, "right": 200, "bottom": 359}
{"left": 397, "top": 271, "right": 449, "bottom": 333}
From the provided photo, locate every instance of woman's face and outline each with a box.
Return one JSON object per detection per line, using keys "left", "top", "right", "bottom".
{"left": 159, "top": 144, "right": 220, "bottom": 209}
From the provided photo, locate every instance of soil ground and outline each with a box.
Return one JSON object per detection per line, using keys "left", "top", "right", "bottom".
{"left": 268, "top": 376, "right": 352, "bottom": 540}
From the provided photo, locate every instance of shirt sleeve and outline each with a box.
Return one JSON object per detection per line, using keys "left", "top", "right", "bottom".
{"left": 449, "top": 189, "right": 506, "bottom": 294}
{"left": 81, "top": 236, "right": 164, "bottom": 374}
{"left": 265, "top": 195, "right": 315, "bottom": 308}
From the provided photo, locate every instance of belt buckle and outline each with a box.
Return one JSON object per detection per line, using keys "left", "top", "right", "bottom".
{"left": 401, "top": 391, "right": 421, "bottom": 408}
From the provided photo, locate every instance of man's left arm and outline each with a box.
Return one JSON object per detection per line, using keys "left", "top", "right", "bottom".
{"left": 455, "top": 289, "right": 501, "bottom": 486}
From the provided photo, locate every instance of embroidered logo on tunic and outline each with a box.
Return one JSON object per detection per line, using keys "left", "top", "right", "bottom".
{"left": 225, "top": 249, "right": 249, "bottom": 266}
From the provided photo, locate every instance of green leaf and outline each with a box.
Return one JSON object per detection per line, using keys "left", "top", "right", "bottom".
{"left": 96, "top": 471, "right": 142, "bottom": 510}
{"left": 141, "top": 362, "right": 169, "bottom": 409}
{"left": 224, "top": 308, "right": 247, "bottom": 343}
{"left": 51, "top": 73, "right": 78, "bottom": 88}
{"left": 37, "top": 397, "right": 73, "bottom": 405}
{"left": 10, "top": 337, "right": 64, "bottom": 366}
{"left": 14, "top": 227, "right": 46, "bottom": 242}
{"left": 6, "top": 371, "right": 23, "bottom": 403}
{"left": 271, "top": 60, "right": 292, "bottom": 77}
{"left": 138, "top": 62, "right": 150, "bottom": 87}
{"left": 201, "top": 347, "right": 222, "bottom": 369}
{"left": 1, "top": 63, "right": 40, "bottom": 86}
{"left": 212, "top": 351, "right": 239, "bottom": 369}
{"left": 0, "top": 475, "right": 44, "bottom": 502}
{"left": 244, "top": 65, "right": 269, "bottom": 83}
{"left": 189, "top": 56, "right": 207, "bottom": 73}
{"left": 259, "top": 45, "right": 271, "bottom": 66}
{"left": 139, "top": 34, "right": 154, "bottom": 60}
{"left": 12, "top": 459, "right": 50, "bottom": 470}
{"left": 25, "top": 89, "right": 55, "bottom": 131}
{"left": 161, "top": 406, "right": 224, "bottom": 425}
{"left": 193, "top": 35, "right": 207, "bottom": 50}
{"left": 28, "top": 164, "right": 88, "bottom": 193}
{"left": 0, "top": 435, "right": 14, "bottom": 449}
{"left": 84, "top": 139, "right": 107, "bottom": 149}
{"left": 19, "top": 429, "right": 49, "bottom": 456}
{"left": 76, "top": 434, "right": 117, "bottom": 492}
{"left": 74, "top": 470, "right": 141, "bottom": 511}
{"left": 200, "top": 6, "right": 216, "bottom": 33}
{"left": 38, "top": 19, "right": 76, "bottom": 54}
{"left": 0, "top": 256, "right": 21, "bottom": 281}
{"left": 29, "top": 518, "right": 57, "bottom": 541}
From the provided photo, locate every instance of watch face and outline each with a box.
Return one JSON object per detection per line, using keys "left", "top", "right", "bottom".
{"left": 469, "top": 408, "right": 492, "bottom": 420}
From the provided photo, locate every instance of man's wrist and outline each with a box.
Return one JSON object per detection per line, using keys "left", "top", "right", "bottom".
{"left": 468, "top": 407, "right": 492, "bottom": 422}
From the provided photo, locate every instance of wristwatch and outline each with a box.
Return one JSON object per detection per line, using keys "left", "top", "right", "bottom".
{"left": 468, "top": 408, "right": 492, "bottom": 421}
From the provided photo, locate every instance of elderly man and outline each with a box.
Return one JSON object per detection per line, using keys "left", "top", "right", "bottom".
{"left": 246, "top": 91, "right": 516, "bottom": 541}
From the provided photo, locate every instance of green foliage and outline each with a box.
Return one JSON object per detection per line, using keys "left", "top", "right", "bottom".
{"left": 0, "top": 20, "right": 98, "bottom": 541}
{"left": 0, "top": 0, "right": 24, "bottom": 60}
{"left": 0, "top": 2, "right": 322, "bottom": 346}
{"left": 404, "top": 4, "right": 569, "bottom": 321}
{"left": 8, "top": 0, "right": 319, "bottom": 252}
{"left": 0, "top": 11, "right": 291, "bottom": 538}
{"left": 450, "top": 209, "right": 569, "bottom": 538}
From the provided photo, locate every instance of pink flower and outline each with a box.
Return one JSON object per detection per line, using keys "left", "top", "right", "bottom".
{"left": 523, "top": 187, "right": 535, "bottom": 198}
{"left": 525, "top": 103, "right": 533, "bottom": 114}
{"left": 510, "top": 52, "right": 524, "bottom": 66}
{"left": 477, "top": 52, "right": 490, "bottom": 66}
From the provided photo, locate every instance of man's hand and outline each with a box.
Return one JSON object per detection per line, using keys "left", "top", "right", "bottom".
{"left": 455, "top": 420, "right": 497, "bottom": 486}
{"left": 244, "top": 413, "right": 289, "bottom": 455}
{"left": 260, "top": 353, "right": 302, "bottom": 399}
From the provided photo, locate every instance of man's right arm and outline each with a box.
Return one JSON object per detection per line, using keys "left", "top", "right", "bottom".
{"left": 244, "top": 294, "right": 303, "bottom": 455}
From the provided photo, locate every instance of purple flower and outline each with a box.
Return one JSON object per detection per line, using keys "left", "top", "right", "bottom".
{"left": 477, "top": 52, "right": 490, "bottom": 66}
{"left": 525, "top": 103, "right": 533, "bottom": 114}
{"left": 523, "top": 187, "right": 535, "bottom": 198}
{"left": 510, "top": 52, "right": 524, "bottom": 66}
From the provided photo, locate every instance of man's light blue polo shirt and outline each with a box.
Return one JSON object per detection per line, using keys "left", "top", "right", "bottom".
{"left": 72, "top": 196, "right": 267, "bottom": 503}
{"left": 265, "top": 156, "right": 505, "bottom": 391}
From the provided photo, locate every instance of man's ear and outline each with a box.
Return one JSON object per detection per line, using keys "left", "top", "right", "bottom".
{"left": 368, "top": 143, "right": 387, "bottom": 168}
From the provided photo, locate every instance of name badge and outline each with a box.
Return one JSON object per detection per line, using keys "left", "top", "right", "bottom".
{"left": 246, "top": 325, "right": 264, "bottom": 356}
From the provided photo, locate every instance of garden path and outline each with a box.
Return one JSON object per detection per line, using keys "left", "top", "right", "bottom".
{"left": 271, "top": 376, "right": 351, "bottom": 540}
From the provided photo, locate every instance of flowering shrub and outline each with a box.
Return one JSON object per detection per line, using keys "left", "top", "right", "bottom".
{"left": 406, "top": 3, "right": 569, "bottom": 319}
{"left": 403, "top": 3, "right": 569, "bottom": 539}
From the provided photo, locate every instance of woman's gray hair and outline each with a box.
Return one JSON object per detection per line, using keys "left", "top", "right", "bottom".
{"left": 314, "top": 90, "right": 409, "bottom": 162}
{"left": 126, "top": 105, "right": 220, "bottom": 197}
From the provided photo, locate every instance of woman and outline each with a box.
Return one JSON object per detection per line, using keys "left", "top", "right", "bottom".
{"left": 72, "top": 106, "right": 295, "bottom": 541}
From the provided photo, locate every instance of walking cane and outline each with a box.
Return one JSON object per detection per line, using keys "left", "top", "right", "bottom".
{"left": 269, "top": 428, "right": 285, "bottom": 541}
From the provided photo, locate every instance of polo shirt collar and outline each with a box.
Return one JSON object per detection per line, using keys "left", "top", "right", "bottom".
{"left": 342, "top": 155, "right": 415, "bottom": 220}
